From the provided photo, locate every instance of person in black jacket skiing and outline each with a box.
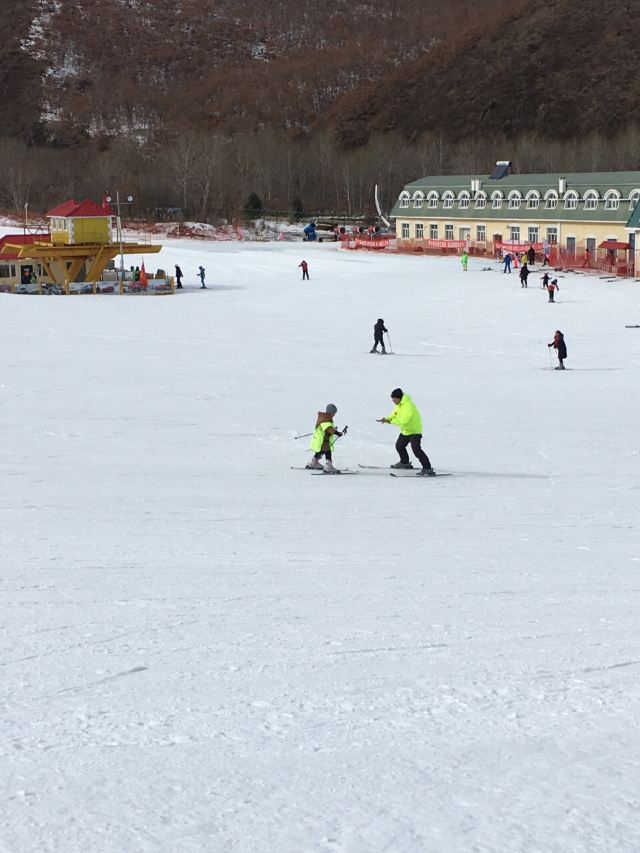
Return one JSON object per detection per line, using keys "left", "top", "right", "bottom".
{"left": 371, "top": 318, "right": 388, "bottom": 354}
{"left": 175, "top": 265, "right": 183, "bottom": 288}
{"left": 548, "top": 330, "right": 567, "bottom": 369}
{"left": 519, "top": 265, "right": 531, "bottom": 288}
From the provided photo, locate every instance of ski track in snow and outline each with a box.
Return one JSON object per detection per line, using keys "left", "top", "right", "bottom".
{"left": 1, "top": 235, "right": 640, "bottom": 852}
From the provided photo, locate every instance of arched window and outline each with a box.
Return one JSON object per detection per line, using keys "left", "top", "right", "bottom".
{"left": 629, "top": 190, "right": 640, "bottom": 210}
{"left": 442, "top": 191, "right": 454, "bottom": 209}
{"left": 458, "top": 191, "right": 471, "bottom": 210}
{"left": 564, "top": 191, "right": 578, "bottom": 210}
{"left": 508, "top": 191, "right": 522, "bottom": 210}
{"left": 604, "top": 190, "right": 620, "bottom": 210}
{"left": 583, "top": 190, "right": 599, "bottom": 210}
{"left": 526, "top": 191, "right": 540, "bottom": 210}
{"left": 544, "top": 191, "right": 558, "bottom": 210}
{"left": 399, "top": 192, "right": 410, "bottom": 209}
{"left": 475, "top": 191, "right": 487, "bottom": 209}
{"left": 491, "top": 191, "right": 503, "bottom": 209}
{"left": 413, "top": 191, "right": 425, "bottom": 209}
{"left": 427, "top": 191, "right": 439, "bottom": 209}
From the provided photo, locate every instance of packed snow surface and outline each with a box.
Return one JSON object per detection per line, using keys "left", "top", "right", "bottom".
{"left": 2, "top": 237, "right": 640, "bottom": 852}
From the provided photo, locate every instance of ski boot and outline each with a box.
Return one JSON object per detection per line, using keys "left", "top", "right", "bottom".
{"left": 306, "top": 458, "right": 323, "bottom": 470}
{"left": 390, "top": 462, "right": 413, "bottom": 469}
{"left": 370, "top": 348, "right": 378, "bottom": 354}
{"left": 324, "top": 461, "right": 339, "bottom": 474}
{"left": 417, "top": 467, "right": 437, "bottom": 477}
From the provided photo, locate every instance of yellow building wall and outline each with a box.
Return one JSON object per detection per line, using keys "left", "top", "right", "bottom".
{"left": 73, "top": 217, "right": 110, "bottom": 244}
{"left": 396, "top": 217, "right": 629, "bottom": 247}
{"left": 50, "top": 228, "right": 70, "bottom": 246}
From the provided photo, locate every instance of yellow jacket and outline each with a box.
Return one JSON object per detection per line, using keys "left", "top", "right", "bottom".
{"left": 387, "top": 394, "right": 423, "bottom": 435}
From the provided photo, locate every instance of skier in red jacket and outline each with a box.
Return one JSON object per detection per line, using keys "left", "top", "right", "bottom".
{"left": 298, "top": 260, "right": 309, "bottom": 280}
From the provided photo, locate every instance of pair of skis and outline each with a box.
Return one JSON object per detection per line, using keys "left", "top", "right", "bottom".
{"left": 291, "top": 465, "right": 451, "bottom": 477}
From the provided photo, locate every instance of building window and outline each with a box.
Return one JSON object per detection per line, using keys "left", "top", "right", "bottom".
{"left": 442, "top": 192, "right": 454, "bottom": 209}
{"left": 491, "top": 192, "right": 503, "bottom": 209}
{"left": 629, "top": 191, "right": 640, "bottom": 210}
{"left": 564, "top": 192, "right": 578, "bottom": 210}
{"left": 401, "top": 223, "right": 410, "bottom": 238}
{"left": 584, "top": 191, "right": 599, "bottom": 210}
{"left": 0, "top": 264, "right": 11, "bottom": 278}
{"left": 545, "top": 192, "right": 558, "bottom": 209}
{"left": 427, "top": 192, "right": 438, "bottom": 208}
{"left": 476, "top": 225, "right": 486, "bottom": 242}
{"left": 604, "top": 191, "right": 620, "bottom": 210}
{"left": 508, "top": 192, "right": 521, "bottom": 209}
{"left": 528, "top": 227, "right": 539, "bottom": 243}
{"left": 475, "top": 193, "right": 486, "bottom": 209}
{"left": 445, "top": 224, "right": 454, "bottom": 240}
{"left": 413, "top": 194, "right": 424, "bottom": 209}
{"left": 429, "top": 224, "right": 438, "bottom": 239}
{"left": 509, "top": 226, "right": 520, "bottom": 242}
{"left": 546, "top": 227, "right": 558, "bottom": 244}
{"left": 416, "top": 223, "right": 424, "bottom": 239}
{"left": 458, "top": 192, "right": 470, "bottom": 210}
{"left": 526, "top": 192, "right": 540, "bottom": 209}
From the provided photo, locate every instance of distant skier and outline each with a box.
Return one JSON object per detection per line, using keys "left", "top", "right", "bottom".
{"left": 371, "top": 318, "right": 388, "bottom": 354}
{"left": 299, "top": 260, "right": 309, "bottom": 280}
{"left": 461, "top": 251, "right": 469, "bottom": 272}
{"left": 542, "top": 252, "right": 551, "bottom": 266}
{"left": 541, "top": 272, "right": 551, "bottom": 290}
{"left": 519, "top": 264, "right": 530, "bottom": 288}
{"left": 198, "top": 266, "right": 206, "bottom": 288}
{"left": 548, "top": 330, "right": 567, "bottom": 369}
{"left": 377, "top": 388, "right": 435, "bottom": 476}
{"left": 547, "top": 278, "right": 559, "bottom": 302}
{"left": 306, "top": 404, "right": 344, "bottom": 473}
{"left": 503, "top": 253, "right": 512, "bottom": 273}
{"left": 175, "top": 265, "right": 183, "bottom": 289}
{"left": 527, "top": 246, "right": 536, "bottom": 266}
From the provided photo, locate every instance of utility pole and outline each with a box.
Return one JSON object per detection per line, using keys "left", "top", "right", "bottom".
{"left": 106, "top": 191, "right": 134, "bottom": 282}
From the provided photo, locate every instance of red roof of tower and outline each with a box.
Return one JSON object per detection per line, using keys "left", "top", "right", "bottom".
{"left": 0, "top": 233, "right": 39, "bottom": 260}
{"left": 46, "top": 198, "right": 112, "bottom": 217}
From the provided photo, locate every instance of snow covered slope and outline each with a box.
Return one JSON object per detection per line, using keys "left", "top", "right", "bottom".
{"left": 2, "top": 239, "right": 639, "bottom": 852}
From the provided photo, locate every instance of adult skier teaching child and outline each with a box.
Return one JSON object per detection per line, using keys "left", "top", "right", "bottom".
{"left": 377, "top": 388, "right": 435, "bottom": 476}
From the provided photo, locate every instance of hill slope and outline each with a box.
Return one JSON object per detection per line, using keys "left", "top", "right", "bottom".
{"left": 331, "top": 0, "right": 640, "bottom": 147}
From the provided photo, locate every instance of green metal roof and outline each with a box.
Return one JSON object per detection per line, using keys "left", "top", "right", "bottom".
{"left": 390, "top": 170, "right": 640, "bottom": 224}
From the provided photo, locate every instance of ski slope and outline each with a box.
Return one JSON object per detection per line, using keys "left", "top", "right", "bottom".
{"left": 2, "top": 236, "right": 640, "bottom": 852}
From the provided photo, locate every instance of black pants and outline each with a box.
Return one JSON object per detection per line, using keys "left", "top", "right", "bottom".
{"left": 302, "top": 270, "right": 309, "bottom": 280}
{"left": 396, "top": 433, "right": 431, "bottom": 468}
{"left": 373, "top": 336, "right": 385, "bottom": 349}
{"left": 314, "top": 450, "right": 332, "bottom": 461}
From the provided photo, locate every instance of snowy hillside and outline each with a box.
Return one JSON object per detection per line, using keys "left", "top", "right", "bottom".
{"left": 2, "top": 238, "right": 640, "bottom": 852}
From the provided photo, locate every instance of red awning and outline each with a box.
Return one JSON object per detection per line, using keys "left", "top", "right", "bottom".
{"left": 599, "top": 240, "right": 630, "bottom": 250}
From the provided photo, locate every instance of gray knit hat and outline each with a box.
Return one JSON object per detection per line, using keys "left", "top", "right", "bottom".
{"left": 326, "top": 403, "right": 337, "bottom": 415}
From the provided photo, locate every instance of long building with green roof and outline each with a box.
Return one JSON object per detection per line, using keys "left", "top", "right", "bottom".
{"left": 390, "top": 162, "right": 640, "bottom": 274}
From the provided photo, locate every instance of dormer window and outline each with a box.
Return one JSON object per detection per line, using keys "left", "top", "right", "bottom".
{"left": 427, "top": 191, "right": 439, "bottom": 208}
{"left": 526, "top": 191, "right": 540, "bottom": 210}
{"left": 508, "top": 191, "right": 521, "bottom": 210}
{"left": 604, "top": 190, "right": 620, "bottom": 210}
{"left": 442, "top": 191, "right": 454, "bottom": 209}
{"left": 629, "top": 190, "right": 640, "bottom": 210}
{"left": 564, "top": 191, "right": 578, "bottom": 210}
{"left": 399, "top": 193, "right": 410, "bottom": 209}
{"left": 491, "top": 191, "right": 503, "bottom": 210}
{"left": 458, "top": 191, "right": 470, "bottom": 210}
{"left": 413, "top": 192, "right": 424, "bottom": 209}
{"left": 545, "top": 191, "right": 558, "bottom": 210}
{"left": 583, "top": 191, "right": 599, "bottom": 210}
{"left": 475, "top": 192, "right": 487, "bottom": 209}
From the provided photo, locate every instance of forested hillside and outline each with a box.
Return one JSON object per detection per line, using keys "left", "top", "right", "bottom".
{"left": 1, "top": 0, "right": 639, "bottom": 220}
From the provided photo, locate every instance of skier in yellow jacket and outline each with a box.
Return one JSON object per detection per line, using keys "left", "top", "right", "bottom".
{"left": 306, "top": 404, "right": 345, "bottom": 473}
{"left": 378, "top": 388, "right": 435, "bottom": 476}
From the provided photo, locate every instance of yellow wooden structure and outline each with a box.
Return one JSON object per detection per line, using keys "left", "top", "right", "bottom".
{"left": 1, "top": 198, "right": 161, "bottom": 285}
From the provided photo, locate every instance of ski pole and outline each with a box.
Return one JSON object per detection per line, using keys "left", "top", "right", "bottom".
{"left": 294, "top": 432, "right": 313, "bottom": 440}
{"left": 548, "top": 345, "right": 553, "bottom": 367}
{"left": 385, "top": 332, "right": 394, "bottom": 353}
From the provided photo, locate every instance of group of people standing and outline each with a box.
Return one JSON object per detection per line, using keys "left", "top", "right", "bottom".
{"left": 174, "top": 266, "right": 207, "bottom": 289}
